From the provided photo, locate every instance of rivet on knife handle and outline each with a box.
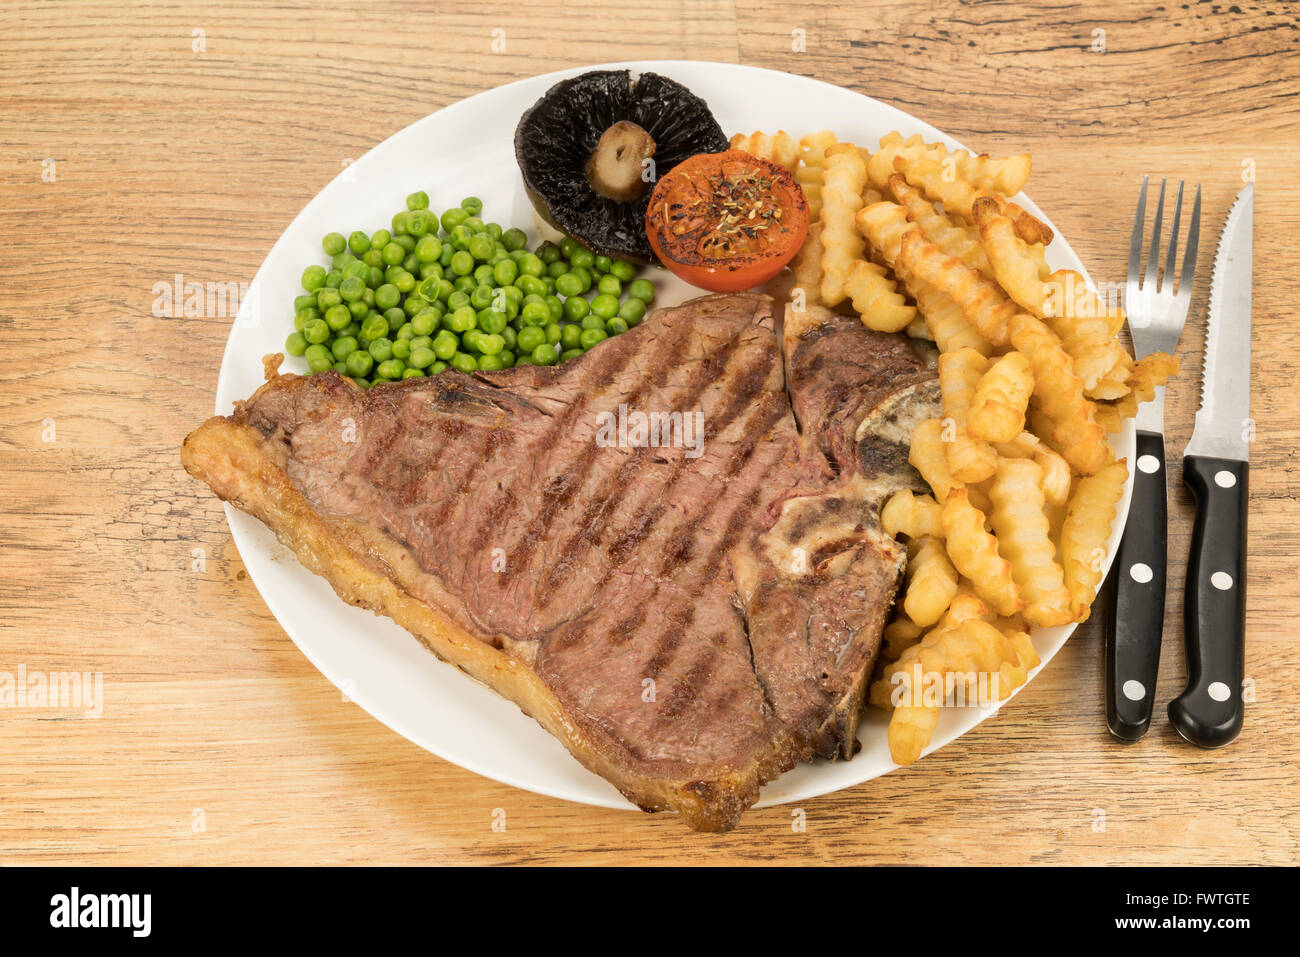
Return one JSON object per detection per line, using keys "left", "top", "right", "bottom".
{"left": 1105, "top": 430, "right": 1167, "bottom": 741}
{"left": 1168, "top": 455, "right": 1247, "bottom": 747}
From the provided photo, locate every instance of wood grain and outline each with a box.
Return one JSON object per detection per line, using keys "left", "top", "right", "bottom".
{"left": 1, "top": 0, "right": 1297, "bottom": 865}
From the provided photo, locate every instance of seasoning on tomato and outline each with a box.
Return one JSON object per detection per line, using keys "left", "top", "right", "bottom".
{"left": 645, "top": 149, "right": 810, "bottom": 293}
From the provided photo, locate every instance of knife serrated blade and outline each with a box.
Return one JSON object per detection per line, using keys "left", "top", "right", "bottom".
{"left": 1184, "top": 183, "right": 1253, "bottom": 461}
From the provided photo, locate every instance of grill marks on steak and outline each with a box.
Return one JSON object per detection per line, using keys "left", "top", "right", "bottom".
{"left": 209, "top": 293, "right": 939, "bottom": 827}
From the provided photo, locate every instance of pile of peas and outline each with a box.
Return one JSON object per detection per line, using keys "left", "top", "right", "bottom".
{"left": 284, "top": 191, "right": 655, "bottom": 386}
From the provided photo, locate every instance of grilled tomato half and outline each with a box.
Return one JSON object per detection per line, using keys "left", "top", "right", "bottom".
{"left": 645, "top": 150, "right": 809, "bottom": 292}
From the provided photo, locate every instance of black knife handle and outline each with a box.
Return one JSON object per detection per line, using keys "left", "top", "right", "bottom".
{"left": 1105, "top": 430, "right": 1167, "bottom": 742}
{"left": 1169, "top": 455, "right": 1248, "bottom": 748}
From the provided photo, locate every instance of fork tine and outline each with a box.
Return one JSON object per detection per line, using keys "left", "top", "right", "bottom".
{"left": 1127, "top": 176, "right": 1148, "bottom": 305}
{"left": 1143, "top": 178, "right": 1167, "bottom": 294}
{"left": 1177, "top": 184, "right": 1202, "bottom": 309}
{"left": 1162, "top": 180, "right": 1185, "bottom": 294}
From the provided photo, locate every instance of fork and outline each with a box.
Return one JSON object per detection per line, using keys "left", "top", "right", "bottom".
{"left": 1105, "top": 176, "right": 1201, "bottom": 742}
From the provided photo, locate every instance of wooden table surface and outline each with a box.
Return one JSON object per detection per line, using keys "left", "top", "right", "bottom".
{"left": 2, "top": 0, "right": 1297, "bottom": 866}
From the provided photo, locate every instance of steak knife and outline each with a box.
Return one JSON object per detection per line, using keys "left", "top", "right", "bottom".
{"left": 1169, "top": 183, "right": 1253, "bottom": 748}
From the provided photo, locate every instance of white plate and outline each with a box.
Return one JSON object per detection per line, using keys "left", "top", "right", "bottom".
{"left": 217, "top": 61, "right": 1134, "bottom": 814}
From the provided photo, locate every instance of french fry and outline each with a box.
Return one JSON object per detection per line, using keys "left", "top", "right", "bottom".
{"left": 795, "top": 130, "right": 838, "bottom": 221}
{"left": 974, "top": 196, "right": 1050, "bottom": 316}
{"left": 843, "top": 260, "right": 916, "bottom": 332}
{"left": 1043, "top": 269, "right": 1133, "bottom": 399}
{"left": 881, "top": 616, "right": 925, "bottom": 662}
{"left": 728, "top": 130, "right": 801, "bottom": 171}
{"left": 1060, "top": 459, "right": 1129, "bottom": 620}
{"left": 869, "top": 130, "right": 1032, "bottom": 196}
{"left": 909, "top": 417, "right": 961, "bottom": 501}
{"left": 819, "top": 143, "right": 870, "bottom": 305}
{"left": 967, "top": 351, "right": 1034, "bottom": 443}
{"left": 882, "top": 489, "right": 945, "bottom": 540}
{"left": 888, "top": 174, "right": 994, "bottom": 279}
{"left": 910, "top": 276, "right": 993, "bottom": 356}
{"left": 898, "top": 157, "right": 1053, "bottom": 245}
{"left": 856, "top": 200, "right": 911, "bottom": 264}
{"left": 1009, "top": 313, "right": 1109, "bottom": 475}
{"left": 789, "top": 220, "right": 825, "bottom": 313}
{"left": 993, "top": 430, "right": 1072, "bottom": 507}
{"left": 903, "top": 535, "right": 959, "bottom": 627}
{"left": 989, "top": 458, "right": 1074, "bottom": 627}
{"left": 898, "top": 228, "right": 1019, "bottom": 347}
{"left": 941, "top": 489, "right": 1024, "bottom": 616}
{"left": 874, "top": 618, "right": 1035, "bottom": 764}
{"left": 938, "top": 348, "right": 999, "bottom": 483}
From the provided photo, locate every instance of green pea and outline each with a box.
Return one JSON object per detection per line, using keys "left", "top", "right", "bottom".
{"left": 322, "top": 232, "right": 347, "bottom": 256}
{"left": 447, "top": 306, "right": 477, "bottom": 333}
{"left": 374, "top": 284, "right": 401, "bottom": 310}
{"left": 516, "top": 326, "right": 545, "bottom": 353}
{"left": 628, "top": 278, "right": 655, "bottom": 303}
{"left": 407, "top": 209, "right": 433, "bottom": 237}
{"left": 562, "top": 295, "right": 589, "bottom": 322}
{"left": 570, "top": 266, "right": 593, "bottom": 293}
{"left": 580, "top": 313, "right": 605, "bottom": 331}
{"left": 519, "top": 253, "right": 544, "bottom": 278}
{"left": 499, "top": 349, "right": 515, "bottom": 366}
{"left": 430, "top": 361, "right": 449, "bottom": 374}
{"left": 376, "top": 358, "right": 406, "bottom": 380}
{"left": 546, "top": 260, "right": 568, "bottom": 279}
{"left": 331, "top": 336, "right": 359, "bottom": 360}
{"left": 450, "top": 250, "right": 475, "bottom": 276}
{"left": 531, "top": 343, "right": 559, "bottom": 365}
{"left": 464, "top": 234, "right": 491, "bottom": 262}
{"left": 285, "top": 331, "right": 308, "bottom": 356}
{"left": 411, "top": 310, "right": 439, "bottom": 337}
{"left": 340, "top": 321, "right": 361, "bottom": 340}
{"left": 569, "top": 246, "right": 595, "bottom": 269}
{"left": 402, "top": 367, "right": 426, "bottom": 379}
{"left": 520, "top": 301, "right": 550, "bottom": 326}
{"left": 560, "top": 324, "right": 582, "bottom": 350}
{"left": 391, "top": 338, "right": 412, "bottom": 361}
{"left": 391, "top": 269, "right": 416, "bottom": 293}
{"left": 450, "top": 352, "right": 479, "bottom": 373}
{"left": 553, "top": 273, "right": 582, "bottom": 299}
{"left": 379, "top": 242, "right": 403, "bottom": 266}
{"left": 560, "top": 348, "right": 584, "bottom": 362}
{"left": 323, "top": 268, "right": 343, "bottom": 289}
{"left": 294, "top": 294, "right": 318, "bottom": 312}
{"left": 485, "top": 223, "right": 503, "bottom": 241}
{"left": 316, "top": 287, "right": 342, "bottom": 311}
{"left": 410, "top": 335, "right": 433, "bottom": 352}
{"left": 516, "top": 274, "right": 547, "bottom": 298}
{"left": 331, "top": 252, "right": 356, "bottom": 271}
{"left": 545, "top": 295, "right": 564, "bottom": 323}
{"left": 449, "top": 224, "right": 473, "bottom": 250}
{"left": 368, "top": 266, "right": 385, "bottom": 289}
{"left": 501, "top": 227, "right": 527, "bottom": 252}
{"left": 368, "top": 337, "right": 394, "bottom": 362}
{"left": 418, "top": 262, "right": 443, "bottom": 281}
{"left": 491, "top": 259, "right": 517, "bottom": 286}
{"left": 306, "top": 346, "right": 335, "bottom": 373}
{"left": 606, "top": 316, "right": 629, "bottom": 336}
{"left": 440, "top": 207, "right": 470, "bottom": 232}
{"left": 432, "top": 332, "right": 459, "bottom": 361}
{"left": 597, "top": 274, "right": 622, "bottom": 298}
{"left": 415, "top": 235, "right": 443, "bottom": 263}
{"left": 346, "top": 300, "right": 369, "bottom": 320}
{"left": 560, "top": 237, "right": 580, "bottom": 259}
{"left": 402, "top": 254, "right": 421, "bottom": 275}
{"left": 460, "top": 196, "right": 484, "bottom": 216}
{"left": 346, "top": 350, "right": 374, "bottom": 377}
{"left": 610, "top": 260, "right": 637, "bottom": 282}
{"left": 393, "top": 234, "right": 416, "bottom": 253}
{"left": 294, "top": 308, "right": 318, "bottom": 331}
{"left": 325, "top": 304, "right": 352, "bottom": 331}
{"left": 478, "top": 309, "right": 508, "bottom": 335}
{"left": 619, "top": 298, "right": 646, "bottom": 325}
{"left": 361, "top": 248, "right": 383, "bottom": 270}
{"left": 477, "top": 354, "right": 506, "bottom": 371}
{"left": 500, "top": 326, "right": 517, "bottom": 351}
{"left": 391, "top": 211, "right": 411, "bottom": 236}
{"left": 544, "top": 322, "right": 562, "bottom": 345}
{"left": 409, "top": 345, "right": 437, "bottom": 369}
{"left": 591, "top": 294, "right": 620, "bottom": 320}
{"left": 439, "top": 244, "right": 454, "bottom": 268}
{"left": 593, "top": 255, "right": 613, "bottom": 274}
{"left": 339, "top": 276, "right": 365, "bottom": 302}
{"left": 361, "top": 314, "right": 389, "bottom": 342}
{"left": 406, "top": 190, "right": 430, "bottom": 211}
{"left": 473, "top": 264, "right": 496, "bottom": 287}
{"left": 302, "top": 264, "right": 327, "bottom": 292}
{"left": 383, "top": 307, "right": 407, "bottom": 329}
{"left": 579, "top": 327, "right": 608, "bottom": 350}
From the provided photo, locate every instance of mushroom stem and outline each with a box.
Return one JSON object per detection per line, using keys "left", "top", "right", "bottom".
{"left": 585, "top": 121, "right": 657, "bottom": 202}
